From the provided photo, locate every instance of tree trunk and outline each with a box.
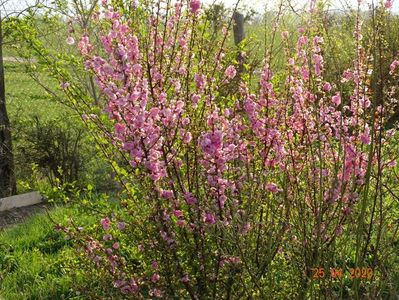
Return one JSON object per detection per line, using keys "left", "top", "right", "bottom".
{"left": 233, "top": 12, "right": 245, "bottom": 78}
{"left": 233, "top": 12, "right": 245, "bottom": 46}
{"left": 0, "top": 13, "right": 16, "bottom": 198}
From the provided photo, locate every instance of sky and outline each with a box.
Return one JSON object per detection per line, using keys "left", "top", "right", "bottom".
{"left": 202, "top": 0, "right": 399, "bottom": 13}
{"left": 2, "top": 0, "right": 399, "bottom": 14}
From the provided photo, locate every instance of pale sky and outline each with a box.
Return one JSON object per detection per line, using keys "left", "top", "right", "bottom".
{"left": 3, "top": 0, "right": 399, "bottom": 14}
{"left": 202, "top": 0, "right": 399, "bottom": 13}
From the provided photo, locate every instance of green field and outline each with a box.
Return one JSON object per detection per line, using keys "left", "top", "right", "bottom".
{"left": 0, "top": 206, "right": 79, "bottom": 299}
{"left": 5, "top": 62, "right": 68, "bottom": 121}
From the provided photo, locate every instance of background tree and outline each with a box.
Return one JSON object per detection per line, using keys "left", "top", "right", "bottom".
{"left": 0, "top": 0, "right": 43, "bottom": 198}
{"left": 0, "top": 5, "right": 15, "bottom": 198}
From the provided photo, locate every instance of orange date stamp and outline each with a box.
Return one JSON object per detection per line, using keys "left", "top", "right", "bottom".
{"left": 311, "top": 267, "right": 373, "bottom": 280}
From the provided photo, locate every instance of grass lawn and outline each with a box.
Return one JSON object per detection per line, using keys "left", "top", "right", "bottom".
{"left": 0, "top": 205, "right": 92, "bottom": 300}
{"left": 4, "top": 61, "right": 98, "bottom": 192}
{"left": 5, "top": 61, "right": 72, "bottom": 124}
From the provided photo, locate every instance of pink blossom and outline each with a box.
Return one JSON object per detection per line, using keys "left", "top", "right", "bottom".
{"left": 204, "top": 213, "right": 216, "bottom": 224}
{"left": 184, "top": 192, "right": 197, "bottom": 205}
{"left": 66, "top": 36, "right": 75, "bottom": 45}
{"left": 112, "top": 242, "right": 120, "bottom": 250}
{"left": 360, "top": 125, "right": 371, "bottom": 145}
{"left": 173, "top": 210, "right": 183, "bottom": 218}
{"left": 313, "top": 54, "right": 324, "bottom": 76}
{"left": 60, "top": 82, "right": 70, "bottom": 89}
{"left": 342, "top": 69, "right": 353, "bottom": 82}
{"left": 181, "top": 274, "right": 190, "bottom": 283}
{"left": 194, "top": 73, "right": 206, "bottom": 90}
{"left": 228, "top": 256, "right": 241, "bottom": 264}
{"left": 200, "top": 131, "right": 223, "bottom": 155}
{"left": 266, "top": 183, "right": 280, "bottom": 193}
{"left": 242, "top": 222, "right": 251, "bottom": 235}
{"left": 117, "top": 222, "right": 126, "bottom": 230}
{"left": 151, "top": 260, "right": 159, "bottom": 270}
{"left": 224, "top": 65, "right": 237, "bottom": 79}
{"left": 343, "top": 206, "right": 351, "bottom": 216}
{"left": 177, "top": 219, "right": 185, "bottom": 228}
{"left": 190, "top": 0, "right": 201, "bottom": 14}
{"left": 119, "top": 279, "right": 139, "bottom": 294}
{"left": 310, "top": 0, "right": 316, "bottom": 12}
{"left": 104, "top": 9, "right": 113, "bottom": 19}
{"left": 385, "top": 0, "right": 393, "bottom": 9}
{"left": 336, "top": 224, "right": 343, "bottom": 236}
{"left": 323, "top": 82, "right": 332, "bottom": 92}
{"left": 301, "top": 66, "right": 309, "bottom": 80}
{"left": 389, "top": 60, "right": 399, "bottom": 75}
{"left": 151, "top": 273, "right": 160, "bottom": 283}
{"left": 113, "top": 280, "right": 125, "bottom": 289}
{"left": 100, "top": 218, "right": 111, "bottom": 230}
{"left": 182, "top": 131, "right": 192, "bottom": 144}
{"left": 114, "top": 123, "right": 125, "bottom": 135}
{"left": 78, "top": 36, "right": 92, "bottom": 56}
{"left": 150, "top": 288, "right": 162, "bottom": 298}
{"left": 332, "top": 93, "right": 341, "bottom": 106}
{"left": 313, "top": 36, "right": 324, "bottom": 46}
{"left": 103, "top": 234, "right": 113, "bottom": 241}
{"left": 178, "top": 36, "right": 187, "bottom": 49}
{"left": 282, "top": 31, "right": 289, "bottom": 39}
{"left": 160, "top": 189, "right": 174, "bottom": 199}
{"left": 192, "top": 93, "right": 200, "bottom": 107}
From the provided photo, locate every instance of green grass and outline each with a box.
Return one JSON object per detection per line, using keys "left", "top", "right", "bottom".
{"left": 4, "top": 61, "right": 104, "bottom": 192}
{"left": 4, "top": 61, "right": 75, "bottom": 192}
{"left": 0, "top": 205, "right": 94, "bottom": 300}
{"left": 0, "top": 48, "right": 88, "bottom": 300}
{"left": 5, "top": 62, "right": 70, "bottom": 122}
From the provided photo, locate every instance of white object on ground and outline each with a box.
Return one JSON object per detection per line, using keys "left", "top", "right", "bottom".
{"left": 0, "top": 192, "right": 43, "bottom": 212}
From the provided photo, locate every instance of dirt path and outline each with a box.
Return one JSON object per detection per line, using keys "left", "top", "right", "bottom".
{"left": 0, "top": 204, "right": 47, "bottom": 231}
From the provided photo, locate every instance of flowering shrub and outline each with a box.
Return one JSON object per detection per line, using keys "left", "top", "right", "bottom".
{"left": 19, "top": 0, "right": 399, "bottom": 298}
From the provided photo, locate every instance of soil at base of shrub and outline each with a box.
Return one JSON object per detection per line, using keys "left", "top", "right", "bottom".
{"left": 0, "top": 204, "right": 47, "bottom": 230}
